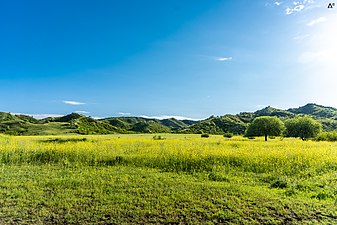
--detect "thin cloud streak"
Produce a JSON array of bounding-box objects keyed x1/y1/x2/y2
[
  {"x1": 216, "y1": 57, "x2": 233, "y2": 61},
  {"x1": 63, "y1": 100, "x2": 86, "y2": 105},
  {"x1": 307, "y1": 17, "x2": 326, "y2": 26},
  {"x1": 118, "y1": 112, "x2": 131, "y2": 116},
  {"x1": 139, "y1": 115, "x2": 202, "y2": 121},
  {"x1": 12, "y1": 113, "x2": 64, "y2": 119},
  {"x1": 74, "y1": 111, "x2": 90, "y2": 114}
]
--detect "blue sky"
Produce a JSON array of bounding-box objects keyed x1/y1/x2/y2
[{"x1": 0, "y1": 0, "x2": 336, "y2": 119}]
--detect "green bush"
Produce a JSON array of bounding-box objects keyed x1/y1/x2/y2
[
  {"x1": 223, "y1": 133, "x2": 234, "y2": 138},
  {"x1": 153, "y1": 135, "x2": 166, "y2": 140},
  {"x1": 314, "y1": 132, "x2": 337, "y2": 142},
  {"x1": 201, "y1": 133, "x2": 210, "y2": 138},
  {"x1": 39, "y1": 138, "x2": 87, "y2": 143}
]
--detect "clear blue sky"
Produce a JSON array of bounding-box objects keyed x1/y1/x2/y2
[{"x1": 0, "y1": 0, "x2": 336, "y2": 119}]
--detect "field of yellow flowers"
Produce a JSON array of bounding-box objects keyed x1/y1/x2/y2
[{"x1": 0, "y1": 134, "x2": 336, "y2": 224}]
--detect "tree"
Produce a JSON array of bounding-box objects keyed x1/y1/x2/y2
[
  {"x1": 245, "y1": 116, "x2": 285, "y2": 141},
  {"x1": 285, "y1": 116, "x2": 322, "y2": 140}
]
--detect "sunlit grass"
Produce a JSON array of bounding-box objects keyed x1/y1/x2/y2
[
  {"x1": 1, "y1": 134, "x2": 337, "y2": 223},
  {"x1": 1, "y1": 134, "x2": 337, "y2": 175}
]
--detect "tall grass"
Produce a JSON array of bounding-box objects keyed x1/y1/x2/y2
[{"x1": 0, "y1": 134, "x2": 336, "y2": 176}]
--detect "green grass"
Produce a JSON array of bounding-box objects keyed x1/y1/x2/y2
[
  {"x1": 1, "y1": 165, "x2": 336, "y2": 224},
  {"x1": 0, "y1": 134, "x2": 337, "y2": 224}
]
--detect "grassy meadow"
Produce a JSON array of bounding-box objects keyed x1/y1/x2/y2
[{"x1": 0, "y1": 134, "x2": 337, "y2": 224}]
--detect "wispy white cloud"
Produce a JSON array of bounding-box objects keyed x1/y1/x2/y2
[
  {"x1": 256, "y1": 104, "x2": 268, "y2": 108},
  {"x1": 63, "y1": 100, "x2": 86, "y2": 105},
  {"x1": 12, "y1": 113, "x2": 64, "y2": 119},
  {"x1": 74, "y1": 111, "x2": 90, "y2": 114},
  {"x1": 307, "y1": 17, "x2": 326, "y2": 26},
  {"x1": 265, "y1": 1, "x2": 282, "y2": 7},
  {"x1": 216, "y1": 57, "x2": 233, "y2": 61},
  {"x1": 195, "y1": 54, "x2": 233, "y2": 62},
  {"x1": 269, "y1": 0, "x2": 321, "y2": 17},
  {"x1": 118, "y1": 112, "x2": 131, "y2": 116},
  {"x1": 139, "y1": 115, "x2": 202, "y2": 121},
  {"x1": 303, "y1": 0, "x2": 315, "y2": 4},
  {"x1": 286, "y1": 4, "x2": 305, "y2": 14},
  {"x1": 283, "y1": 0, "x2": 317, "y2": 15}
]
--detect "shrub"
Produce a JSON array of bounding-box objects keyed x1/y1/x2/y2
[
  {"x1": 153, "y1": 135, "x2": 165, "y2": 140},
  {"x1": 314, "y1": 132, "x2": 337, "y2": 142},
  {"x1": 223, "y1": 133, "x2": 234, "y2": 138},
  {"x1": 201, "y1": 133, "x2": 210, "y2": 138},
  {"x1": 39, "y1": 138, "x2": 87, "y2": 143}
]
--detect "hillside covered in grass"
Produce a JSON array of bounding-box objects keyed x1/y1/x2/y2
[{"x1": 2, "y1": 103, "x2": 337, "y2": 135}]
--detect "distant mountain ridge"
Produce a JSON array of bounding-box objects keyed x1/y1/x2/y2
[
  {"x1": 288, "y1": 103, "x2": 337, "y2": 119},
  {"x1": 1, "y1": 103, "x2": 337, "y2": 135}
]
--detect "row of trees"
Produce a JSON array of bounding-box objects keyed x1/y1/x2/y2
[{"x1": 245, "y1": 116, "x2": 322, "y2": 141}]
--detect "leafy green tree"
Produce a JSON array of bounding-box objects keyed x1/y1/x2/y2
[
  {"x1": 245, "y1": 116, "x2": 285, "y2": 141},
  {"x1": 285, "y1": 116, "x2": 322, "y2": 140}
]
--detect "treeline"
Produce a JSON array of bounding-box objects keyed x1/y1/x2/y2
[{"x1": 245, "y1": 116, "x2": 321, "y2": 141}]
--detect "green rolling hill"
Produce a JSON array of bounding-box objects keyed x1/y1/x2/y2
[{"x1": 1, "y1": 103, "x2": 337, "y2": 135}]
